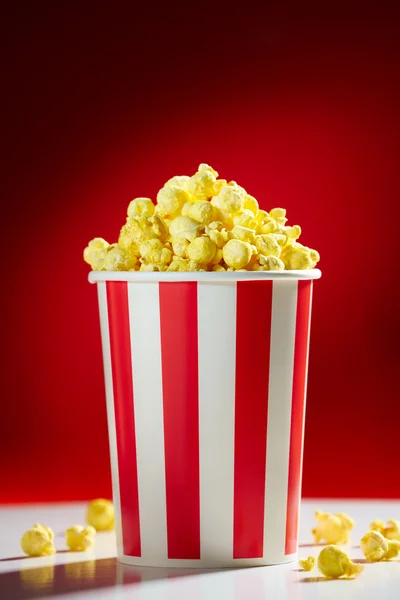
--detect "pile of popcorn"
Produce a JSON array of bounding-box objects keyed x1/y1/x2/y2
[
  {"x1": 20, "y1": 499, "x2": 114, "y2": 556},
  {"x1": 299, "y1": 511, "x2": 400, "y2": 580},
  {"x1": 84, "y1": 164, "x2": 320, "y2": 272}
]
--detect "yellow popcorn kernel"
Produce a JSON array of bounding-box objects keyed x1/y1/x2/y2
[
  {"x1": 83, "y1": 238, "x2": 110, "y2": 270},
  {"x1": 189, "y1": 163, "x2": 224, "y2": 201},
  {"x1": 208, "y1": 228, "x2": 228, "y2": 248},
  {"x1": 127, "y1": 197, "x2": 155, "y2": 218},
  {"x1": 187, "y1": 236, "x2": 217, "y2": 265},
  {"x1": 167, "y1": 258, "x2": 190, "y2": 272},
  {"x1": 169, "y1": 215, "x2": 203, "y2": 241},
  {"x1": 210, "y1": 248, "x2": 223, "y2": 265},
  {"x1": 222, "y1": 239, "x2": 253, "y2": 270},
  {"x1": 139, "y1": 263, "x2": 166, "y2": 272},
  {"x1": 233, "y1": 209, "x2": 258, "y2": 229},
  {"x1": 370, "y1": 519, "x2": 385, "y2": 533},
  {"x1": 65, "y1": 525, "x2": 96, "y2": 552},
  {"x1": 383, "y1": 519, "x2": 400, "y2": 541},
  {"x1": 243, "y1": 194, "x2": 259, "y2": 216},
  {"x1": 172, "y1": 237, "x2": 190, "y2": 258},
  {"x1": 188, "y1": 260, "x2": 204, "y2": 271},
  {"x1": 125, "y1": 214, "x2": 168, "y2": 244},
  {"x1": 212, "y1": 264, "x2": 226, "y2": 272},
  {"x1": 273, "y1": 233, "x2": 288, "y2": 247},
  {"x1": 230, "y1": 225, "x2": 256, "y2": 245},
  {"x1": 140, "y1": 239, "x2": 172, "y2": 266},
  {"x1": 255, "y1": 234, "x2": 281, "y2": 257},
  {"x1": 86, "y1": 499, "x2": 115, "y2": 531},
  {"x1": 309, "y1": 248, "x2": 320, "y2": 268},
  {"x1": 258, "y1": 220, "x2": 277, "y2": 235},
  {"x1": 384, "y1": 540, "x2": 400, "y2": 560},
  {"x1": 284, "y1": 225, "x2": 301, "y2": 240},
  {"x1": 317, "y1": 546, "x2": 363, "y2": 579},
  {"x1": 360, "y1": 531, "x2": 389, "y2": 562},
  {"x1": 211, "y1": 183, "x2": 245, "y2": 214},
  {"x1": 299, "y1": 556, "x2": 316, "y2": 571},
  {"x1": 182, "y1": 200, "x2": 217, "y2": 225},
  {"x1": 258, "y1": 255, "x2": 285, "y2": 271},
  {"x1": 165, "y1": 175, "x2": 191, "y2": 192},
  {"x1": 312, "y1": 510, "x2": 354, "y2": 545},
  {"x1": 21, "y1": 524, "x2": 55, "y2": 557},
  {"x1": 269, "y1": 207, "x2": 287, "y2": 226},
  {"x1": 103, "y1": 244, "x2": 138, "y2": 271},
  {"x1": 118, "y1": 223, "x2": 141, "y2": 257},
  {"x1": 280, "y1": 243, "x2": 313, "y2": 270},
  {"x1": 156, "y1": 185, "x2": 191, "y2": 219}
]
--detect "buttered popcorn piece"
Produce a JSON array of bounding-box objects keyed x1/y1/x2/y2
[
  {"x1": 83, "y1": 238, "x2": 110, "y2": 270},
  {"x1": 189, "y1": 163, "x2": 225, "y2": 201},
  {"x1": 84, "y1": 165, "x2": 320, "y2": 271},
  {"x1": 86, "y1": 499, "x2": 115, "y2": 531},
  {"x1": 371, "y1": 519, "x2": 400, "y2": 541},
  {"x1": 21, "y1": 524, "x2": 55, "y2": 557},
  {"x1": 312, "y1": 510, "x2": 354, "y2": 545},
  {"x1": 65, "y1": 525, "x2": 96, "y2": 552},
  {"x1": 156, "y1": 185, "x2": 191, "y2": 219},
  {"x1": 359, "y1": 530, "x2": 400, "y2": 562},
  {"x1": 317, "y1": 546, "x2": 363, "y2": 579},
  {"x1": 127, "y1": 197, "x2": 155, "y2": 218},
  {"x1": 299, "y1": 556, "x2": 316, "y2": 571},
  {"x1": 223, "y1": 239, "x2": 253, "y2": 269}
]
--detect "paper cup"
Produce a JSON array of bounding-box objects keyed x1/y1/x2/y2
[{"x1": 89, "y1": 269, "x2": 321, "y2": 567}]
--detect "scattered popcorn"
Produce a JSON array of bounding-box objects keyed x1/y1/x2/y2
[
  {"x1": 360, "y1": 530, "x2": 400, "y2": 562},
  {"x1": 84, "y1": 164, "x2": 320, "y2": 272},
  {"x1": 65, "y1": 525, "x2": 96, "y2": 552},
  {"x1": 86, "y1": 498, "x2": 115, "y2": 531},
  {"x1": 312, "y1": 510, "x2": 354, "y2": 545},
  {"x1": 317, "y1": 545, "x2": 363, "y2": 579},
  {"x1": 370, "y1": 519, "x2": 400, "y2": 541},
  {"x1": 299, "y1": 556, "x2": 316, "y2": 571},
  {"x1": 20, "y1": 524, "x2": 55, "y2": 557}
]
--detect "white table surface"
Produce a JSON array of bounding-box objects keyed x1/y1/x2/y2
[{"x1": 1, "y1": 500, "x2": 399, "y2": 599}]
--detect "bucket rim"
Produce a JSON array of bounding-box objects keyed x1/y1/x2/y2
[{"x1": 88, "y1": 269, "x2": 322, "y2": 284}]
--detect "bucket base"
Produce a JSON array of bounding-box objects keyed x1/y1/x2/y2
[{"x1": 116, "y1": 553, "x2": 298, "y2": 568}]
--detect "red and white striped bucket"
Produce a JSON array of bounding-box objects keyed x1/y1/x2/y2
[{"x1": 89, "y1": 269, "x2": 321, "y2": 567}]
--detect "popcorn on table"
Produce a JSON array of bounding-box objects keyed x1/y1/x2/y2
[{"x1": 84, "y1": 164, "x2": 320, "y2": 272}]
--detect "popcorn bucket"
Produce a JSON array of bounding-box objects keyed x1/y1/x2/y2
[{"x1": 89, "y1": 269, "x2": 321, "y2": 567}]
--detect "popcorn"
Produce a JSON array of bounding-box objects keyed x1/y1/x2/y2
[
  {"x1": 83, "y1": 238, "x2": 110, "y2": 270},
  {"x1": 370, "y1": 519, "x2": 400, "y2": 541},
  {"x1": 84, "y1": 165, "x2": 320, "y2": 272},
  {"x1": 222, "y1": 239, "x2": 253, "y2": 270},
  {"x1": 182, "y1": 200, "x2": 217, "y2": 225},
  {"x1": 317, "y1": 546, "x2": 363, "y2": 579},
  {"x1": 127, "y1": 197, "x2": 155, "y2": 218},
  {"x1": 156, "y1": 185, "x2": 191, "y2": 219},
  {"x1": 86, "y1": 498, "x2": 115, "y2": 531},
  {"x1": 211, "y1": 182, "x2": 245, "y2": 214},
  {"x1": 299, "y1": 556, "x2": 316, "y2": 571},
  {"x1": 312, "y1": 510, "x2": 354, "y2": 545},
  {"x1": 189, "y1": 164, "x2": 225, "y2": 201},
  {"x1": 65, "y1": 525, "x2": 96, "y2": 552},
  {"x1": 169, "y1": 215, "x2": 203, "y2": 241},
  {"x1": 140, "y1": 239, "x2": 172, "y2": 267},
  {"x1": 20, "y1": 524, "x2": 55, "y2": 557},
  {"x1": 255, "y1": 234, "x2": 281, "y2": 257},
  {"x1": 360, "y1": 530, "x2": 400, "y2": 561},
  {"x1": 187, "y1": 237, "x2": 217, "y2": 265}
]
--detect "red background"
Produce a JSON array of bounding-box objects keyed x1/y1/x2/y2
[{"x1": 2, "y1": 3, "x2": 399, "y2": 503}]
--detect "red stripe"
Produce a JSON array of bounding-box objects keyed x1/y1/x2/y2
[
  {"x1": 233, "y1": 281, "x2": 273, "y2": 558},
  {"x1": 159, "y1": 282, "x2": 200, "y2": 559},
  {"x1": 285, "y1": 280, "x2": 312, "y2": 554},
  {"x1": 106, "y1": 282, "x2": 141, "y2": 557}
]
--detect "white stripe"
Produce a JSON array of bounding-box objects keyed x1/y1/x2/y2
[
  {"x1": 97, "y1": 282, "x2": 123, "y2": 555},
  {"x1": 263, "y1": 280, "x2": 298, "y2": 561},
  {"x1": 128, "y1": 282, "x2": 168, "y2": 561},
  {"x1": 198, "y1": 282, "x2": 236, "y2": 564}
]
